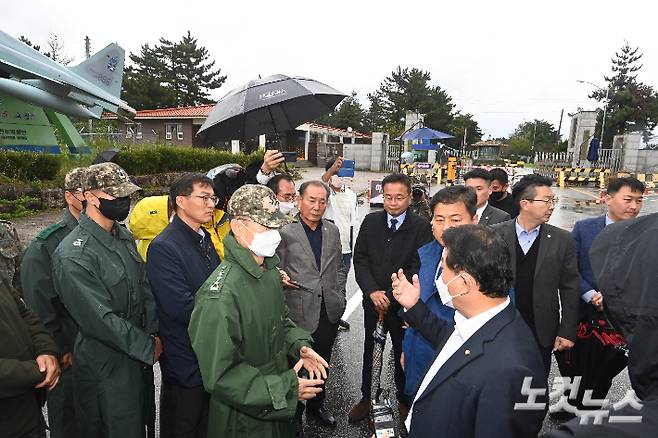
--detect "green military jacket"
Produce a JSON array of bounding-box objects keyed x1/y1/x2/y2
[
  {"x1": 0, "y1": 279, "x2": 59, "y2": 437},
  {"x1": 52, "y1": 213, "x2": 158, "y2": 438},
  {"x1": 0, "y1": 219, "x2": 22, "y2": 290},
  {"x1": 22, "y1": 209, "x2": 79, "y2": 354},
  {"x1": 189, "y1": 234, "x2": 313, "y2": 438}
]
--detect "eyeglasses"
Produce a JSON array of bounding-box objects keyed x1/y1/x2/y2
[
  {"x1": 526, "y1": 197, "x2": 559, "y2": 206},
  {"x1": 188, "y1": 194, "x2": 219, "y2": 205},
  {"x1": 383, "y1": 195, "x2": 410, "y2": 202},
  {"x1": 280, "y1": 193, "x2": 297, "y2": 202}
]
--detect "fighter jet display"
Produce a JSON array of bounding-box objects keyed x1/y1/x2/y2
[{"x1": 0, "y1": 30, "x2": 135, "y2": 120}]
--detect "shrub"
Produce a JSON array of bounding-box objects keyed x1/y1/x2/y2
[
  {"x1": 0, "y1": 151, "x2": 62, "y2": 180},
  {"x1": 114, "y1": 146, "x2": 264, "y2": 175}
]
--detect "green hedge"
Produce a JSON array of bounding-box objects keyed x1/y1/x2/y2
[
  {"x1": 114, "y1": 146, "x2": 264, "y2": 175},
  {"x1": 0, "y1": 151, "x2": 62, "y2": 180}
]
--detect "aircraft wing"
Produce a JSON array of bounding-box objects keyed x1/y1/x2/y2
[{"x1": 0, "y1": 30, "x2": 134, "y2": 119}]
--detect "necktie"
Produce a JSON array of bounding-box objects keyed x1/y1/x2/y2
[{"x1": 390, "y1": 218, "x2": 398, "y2": 232}]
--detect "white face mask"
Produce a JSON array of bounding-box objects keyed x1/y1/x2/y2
[
  {"x1": 279, "y1": 201, "x2": 296, "y2": 214},
  {"x1": 240, "y1": 222, "x2": 282, "y2": 257},
  {"x1": 435, "y1": 272, "x2": 468, "y2": 309}
]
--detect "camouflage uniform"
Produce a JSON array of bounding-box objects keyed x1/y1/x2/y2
[
  {"x1": 52, "y1": 163, "x2": 157, "y2": 438},
  {"x1": 0, "y1": 219, "x2": 22, "y2": 290},
  {"x1": 189, "y1": 185, "x2": 311, "y2": 438},
  {"x1": 21, "y1": 167, "x2": 86, "y2": 438}
]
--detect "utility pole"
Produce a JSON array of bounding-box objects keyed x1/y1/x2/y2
[
  {"x1": 556, "y1": 109, "x2": 564, "y2": 148},
  {"x1": 85, "y1": 36, "x2": 92, "y2": 139}
]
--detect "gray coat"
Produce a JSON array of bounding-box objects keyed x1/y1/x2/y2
[
  {"x1": 479, "y1": 203, "x2": 511, "y2": 226},
  {"x1": 492, "y1": 219, "x2": 580, "y2": 348},
  {"x1": 277, "y1": 219, "x2": 347, "y2": 333}
]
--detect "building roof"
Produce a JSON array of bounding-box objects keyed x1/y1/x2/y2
[
  {"x1": 104, "y1": 107, "x2": 371, "y2": 138},
  {"x1": 103, "y1": 104, "x2": 215, "y2": 120},
  {"x1": 472, "y1": 140, "x2": 506, "y2": 148}
]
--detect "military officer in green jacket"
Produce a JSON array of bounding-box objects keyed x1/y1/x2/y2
[
  {"x1": 189, "y1": 184, "x2": 328, "y2": 438},
  {"x1": 21, "y1": 167, "x2": 86, "y2": 438},
  {"x1": 52, "y1": 162, "x2": 161, "y2": 438}
]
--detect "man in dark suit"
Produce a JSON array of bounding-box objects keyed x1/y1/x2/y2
[
  {"x1": 349, "y1": 173, "x2": 433, "y2": 422},
  {"x1": 277, "y1": 181, "x2": 347, "y2": 430},
  {"x1": 492, "y1": 174, "x2": 580, "y2": 375},
  {"x1": 463, "y1": 168, "x2": 511, "y2": 225},
  {"x1": 391, "y1": 224, "x2": 546, "y2": 438},
  {"x1": 565, "y1": 176, "x2": 644, "y2": 407},
  {"x1": 489, "y1": 168, "x2": 519, "y2": 218}
]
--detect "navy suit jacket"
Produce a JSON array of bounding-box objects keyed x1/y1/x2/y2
[
  {"x1": 571, "y1": 215, "x2": 606, "y2": 297},
  {"x1": 402, "y1": 300, "x2": 546, "y2": 438}
]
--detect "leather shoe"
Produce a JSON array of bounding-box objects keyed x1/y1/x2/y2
[
  {"x1": 348, "y1": 399, "x2": 371, "y2": 423},
  {"x1": 338, "y1": 319, "x2": 350, "y2": 331},
  {"x1": 307, "y1": 405, "x2": 337, "y2": 427}
]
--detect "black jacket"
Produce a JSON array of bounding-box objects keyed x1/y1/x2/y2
[
  {"x1": 0, "y1": 279, "x2": 59, "y2": 438},
  {"x1": 402, "y1": 300, "x2": 546, "y2": 438},
  {"x1": 492, "y1": 220, "x2": 580, "y2": 348},
  {"x1": 354, "y1": 210, "x2": 432, "y2": 309},
  {"x1": 147, "y1": 215, "x2": 220, "y2": 388}
]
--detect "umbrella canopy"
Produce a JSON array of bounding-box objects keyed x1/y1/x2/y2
[
  {"x1": 197, "y1": 74, "x2": 347, "y2": 144},
  {"x1": 394, "y1": 127, "x2": 454, "y2": 141}
]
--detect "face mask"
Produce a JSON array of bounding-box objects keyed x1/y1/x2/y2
[
  {"x1": 490, "y1": 191, "x2": 505, "y2": 202},
  {"x1": 97, "y1": 196, "x2": 131, "y2": 222},
  {"x1": 435, "y1": 272, "x2": 468, "y2": 308},
  {"x1": 279, "y1": 201, "x2": 296, "y2": 214},
  {"x1": 240, "y1": 222, "x2": 281, "y2": 257}
]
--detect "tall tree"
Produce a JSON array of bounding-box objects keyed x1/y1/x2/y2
[
  {"x1": 509, "y1": 119, "x2": 559, "y2": 153},
  {"x1": 591, "y1": 43, "x2": 658, "y2": 147},
  {"x1": 45, "y1": 34, "x2": 73, "y2": 65},
  {"x1": 316, "y1": 91, "x2": 366, "y2": 130},
  {"x1": 363, "y1": 66, "x2": 482, "y2": 145},
  {"x1": 122, "y1": 31, "x2": 226, "y2": 109},
  {"x1": 122, "y1": 44, "x2": 177, "y2": 109}
]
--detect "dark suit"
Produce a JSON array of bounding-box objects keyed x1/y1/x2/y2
[
  {"x1": 492, "y1": 220, "x2": 580, "y2": 360},
  {"x1": 479, "y1": 203, "x2": 511, "y2": 226},
  {"x1": 572, "y1": 216, "x2": 606, "y2": 305},
  {"x1": 354, "y1": 210, "x2": 432, "y2": 402},
  {"x1": 402, "y1": 300, "x2": 546, "y2": 438}
]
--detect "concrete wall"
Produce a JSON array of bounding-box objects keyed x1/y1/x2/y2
[
  {"x1": 567, "y1": 111, "x2": 598, "y2": 165},
  {"x1": 341, "y1": 132, "x2": 389, "y2": 172},
  {"x1": 619, "y1": 133, "x2": 658, "y2": 173}
]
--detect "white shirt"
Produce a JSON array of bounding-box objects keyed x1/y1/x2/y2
[
  {"x1": 476, "y1": 202, "x2": 488, "y2": 224},
  {"x1": 324, "y1": 188, "x2": 358, "y2": 254},
  {"x1": 387, "y1": 211, "x2": 407, "y2": 231},
  {"x1": 405, "y1": 297, "x2": 511, "y2": 431}
]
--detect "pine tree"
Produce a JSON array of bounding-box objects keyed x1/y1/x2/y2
[
  {"x1": 122, "y1": 32, "x2": 226, "y2": 109},
  {"x1": 591, "y1": 43, "x2": 658, "y2": 146}
]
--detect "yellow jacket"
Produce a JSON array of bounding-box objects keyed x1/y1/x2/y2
[{"x1": 128, "y1": 195, "x2": 231, "y2": 261}]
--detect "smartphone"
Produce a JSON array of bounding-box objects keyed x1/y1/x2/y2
[
  {"x1": 282, "y1": 151, "x2": 297, "y2": 163},
  {"x1": 337, "y1": 159, "x2": 355, "y2": 178}
]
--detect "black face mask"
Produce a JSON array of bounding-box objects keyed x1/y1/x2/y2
[
  {"x1": 490, "y1": 191, "x2": 505, "y2": 202},
  {"x1": 97, "y1": 196, "x2": 131, "y2": 222}
]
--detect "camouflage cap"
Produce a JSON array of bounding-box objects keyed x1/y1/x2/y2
[
  {"x1": 228, "y1": 184, "x2": 293, "y2": 228},
  {"x1": 83, "y1": 162, "x2": 141, "y2": 198},
  {"x1": 63, "y1": 167, "x2": 87, "y2": 191}
]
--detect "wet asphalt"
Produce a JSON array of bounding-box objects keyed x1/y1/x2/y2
[{"x1": 25, "y1": 168, "x2": 658, "y2": 438}]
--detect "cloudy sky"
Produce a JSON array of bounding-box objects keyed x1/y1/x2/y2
[{"x1": 3, "y1": 0, "x2": 657, "y2": 138}]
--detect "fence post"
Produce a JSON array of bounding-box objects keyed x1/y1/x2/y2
[{"x1": 558, "y1": 170, "x2": 565, "y2": 188}]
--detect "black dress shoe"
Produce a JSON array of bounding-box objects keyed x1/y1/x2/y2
[
  {"x1": 307, "y1": 405, "x2": 337, "y2": 427},
  {"x1": 338, "y1": 319, "x2": 350, "y2": 331}
]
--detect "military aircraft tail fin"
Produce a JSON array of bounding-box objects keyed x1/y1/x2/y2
[{"x1": 69, "y1": 43, "x2": 125, "y2": 100}]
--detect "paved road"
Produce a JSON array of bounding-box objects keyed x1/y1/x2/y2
[{"x1": 15, "y1": 168, "x2": 657, "y2": 438}]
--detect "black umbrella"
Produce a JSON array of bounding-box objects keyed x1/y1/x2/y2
[
  {"x1": 92, "y1": 148, "x2": 120, "y2": 164},
  {"x1": 196, "y1": 74, "x2": 347, "y2": 144}
]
